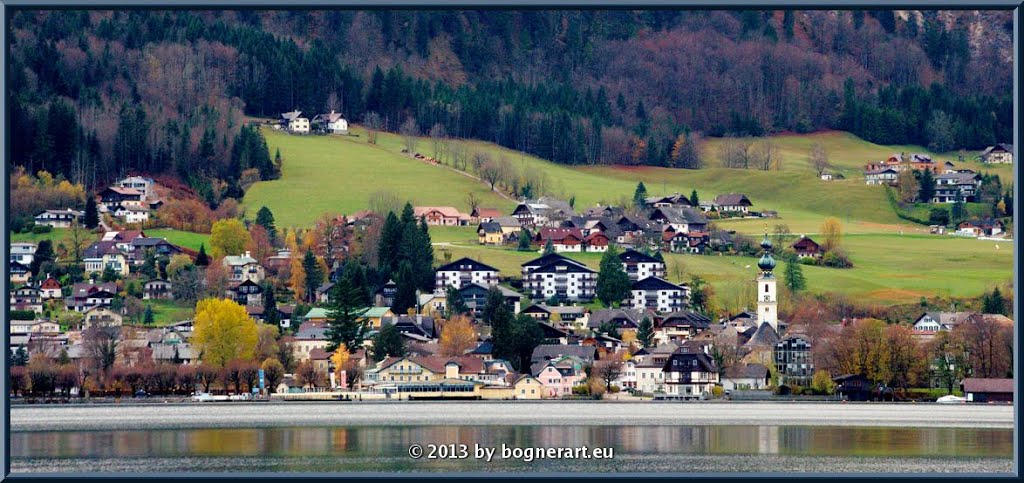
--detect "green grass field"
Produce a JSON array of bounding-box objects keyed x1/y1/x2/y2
[
  {"x1": 243, "y1": 129, "x2": 515, "y2": 227},
  {"x1": 145, "y1": 229, "x2": 210, "y2": 252},
  {"x1": 141, "y1": 299, "x2": 195, "y2": 326}
]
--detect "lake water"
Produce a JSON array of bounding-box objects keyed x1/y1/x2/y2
[{"x1": 11, "y1": 424, "x2": 1014, "y2": 474}]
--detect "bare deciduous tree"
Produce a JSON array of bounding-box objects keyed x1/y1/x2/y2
[
  {"x1": 399, "y1": 117, "x2": 419, "y2": 153},
  {"x1": 363, "y1": 112, "x2": 382, "y2": 144},
  {"x1": 754, "y1": 140, "x2": 780, "y2": 171},
  {"x1": 811, "y1": 142, "x2": 831, "y2": 177},
  {"x1": 718, "y1": 138, "x2": 754, "y2": 169}
]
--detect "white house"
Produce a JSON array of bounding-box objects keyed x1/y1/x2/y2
[
  {"x1": 10, "y1": 243, "x2": 37, "y2": 267},
  {"x1": 33, "y1": 209, "x2": 84, "y2": 228},
  {"x1": 619, "y1": 249, "x2": 665, "y2": 282},
  {"x1": 629, "y1": 277, "x2": 687, "y2": 313},
  {"x1": 313, "y1": 110, "x2": 349, "y2": 134},
  {"x1": 980, "y1": 144, "x2": 1013, "y2": 164},
  {"x1": 434, "y1": 257, "x2": 500, "y2": 291},
  {"x1": 281, "y1": 111, "x2": 310, "y2": 134},
  {"x1": 112, "y1": 204, "x2": 150, "y2": 224},
  {"x1": 117, "y1": 176, "x2": 155, "y2": 200},
  {"x1": 521, "y1": 254, "x2": 596, "y2": 302},
  {"x1": 223, "y1": 252, "x2": 266, "y2": 283},
  {"x1": 865, "y1": 168, "x2": 899, "y2": 185},
  {"x1": 721, "y1": 363, "x2": 770, "y2": 391}
]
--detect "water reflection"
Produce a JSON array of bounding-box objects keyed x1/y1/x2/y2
[{"x1": 12, "y1": 425, "x2": 1012, "y2": 463}]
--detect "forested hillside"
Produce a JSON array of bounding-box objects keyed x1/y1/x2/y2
[{"x1": 9, "y1": 9, "x2": 1013, "y2": 198}]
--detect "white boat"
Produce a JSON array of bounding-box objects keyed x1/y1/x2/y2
[{"x1": 936, "y1": 395, "x2": 967, "y2": 404}]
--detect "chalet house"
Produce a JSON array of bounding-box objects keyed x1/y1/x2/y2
[
  {"x1": 644, "y1": 193, "x2": 692, "y2": 208},
  {"x1": 654, "y1": 311, "x2": 711, "y2": 344},
  {"x1": 534, "y1": 227, "x2": 584, "y2": 252},
  {"x1": 956, "y1": 219, "x2": 1004, "y2": 237},
  {"x1": 435, "y1": 257, "x2": 500, "y2": 291},
  {"x1": 979, "y1": 144, "x2": 1013, "y2": 164},
  {"x1": 143, "y1": 279, "x2": 174, "y2": 300},
  {"x1": 709, "y1": 194, "x2": 753, "y2": 213},
  {"x1": 291, "y1": 321, "x2": 330, "y2": 362},
  {"x1": 10, "y1": 286, "x2": 43, "y2": 314},
  {"x1": 83, "y1": 241, "x2": 129, "y2": 276},
  {"x1": 722, "y1": 364, "x2": 770, "y2": 391},
  {"x1": 933, "y1": 172, "x2": 981, "y2": 203},
  {"x1": 521, "y1": 254, "x2": 596, "y2": 302},
  {"x1": 418, "y1": 292, "x2": 447, "y2": 316},
  {"x1": 9, "y1": 319, "x2": 61, "y2": 336},
  {"x1": 532, "y1": 361, "x2": 586, "y2": 398},
  {"x1": 315, "y1": 282, "x2": 334, "y2": 304},
  {"x1": 588, "y1": 307, "x2": 654, "y2": 332},
  {"x1": 774, "y1": 335, "x2": 814, "y2": 386},
  {"x1": 477, "y1": 222, "x2": 504, "y2": 245},
  {"x1": 111, "y1": 204, "x2": 150, "y2": 224},
  {"x1": 375, "y1": 280, "x2": 398, "y2": 308},
  {"x1": 128, "y1": 237, "x2": 184, "y2": 264},
  {"x1": 624, "y1": 343, "x2": 679, "y2": 394},
  {"x1": 470, "y1": 207, "x2": 503, "y2": 223},
  {"x1": 414, "y1": 206, "x2": 471, "y2": 226},
  {"x1": 661, "y1": 350, "x2": 718, "y2": 399},
  {"x1": 375, "y1": 355, "x2": 491, "y2": 384},
  {"x1": 512, "y1": 197, "x2": 576, "y2": 227},
  {"x1": 459, "y1": 283, "x2": 520, "y2": 318},
  {"x1": 265, "y1": 248, "x2": 293, "y2": 272},
  {"x1": 98, "y1": 186, "x2": 145, "y2": 211},
  {"x1": 865, "y1": 153, "x2": 940, "y2": 174},
  {"x1": 39, "y1": 275, "x2": 62, "y2": 299},
  {"x1": 912, "y1": 312, "x2": 980, "y2": 335},
  {"x1": 67, "y1": 282, "x2": 117, "y2": 312},
  {"x1": 10, "y1": 242, "x2": 37, "y2": 267},
  {"x1": 116, "y1": 176, "x2": 155, "y2": 199},
  {"x1": 379, "y1": 315, "x2": 438, "y2": 341},
  {"x1": 648, "y1": 206, "x2": 707, "y2": 233},
  {"x1": 582, "y1": 232, "x2": 610, "y2": 252},
  {"x1": 583, "y1": 206, "x2": 625, "y2": 219},
  {"x1": 520, "y1": 304, "x2": 588, "y2": 330},
  {"x1": 312, "y1": 110, "x2": 349, "y2": 134},
  {"x1": 619, "y1": 249, "x2": 665, "y2": 281},
  {"x1": 864, "y1": 168, "x2": 899, "y2": 185},
  {"x1": 9, "y1": 262, "x2": 31, "y2": 285},
  {"x1": 833, "y1": 374, "x2": 873, "y2": 401},
  {"x1": 280, "y1": 110, "x2": 309, "y2": 133},
  {"x1": 513, "y1": 375, "x2": 545, "y2": 399},
  {"x1": 83, "y1": 306, "x2": 123, "y2": 328},
  {"x1": 666, "y1": 229, "x2": 709, "y2": 254},
  {"x1": 789, "y1": 236, "x2": 823, "y2": 259},
  {"x1": 961, "y1": 378, "x2": 1014, "y2": 403},
  {"x1": 227, "y1": 279, "x2": 263, "y2": 306},
  {"x1": 34, "y1": 209, "x2": 83, "y2": 228},
  {"x1": 223, "y1": 252, "x2": 265, "y2": 283},
  {"x1": 629, "y1": 277, "x2": 688, "y2": 313}
]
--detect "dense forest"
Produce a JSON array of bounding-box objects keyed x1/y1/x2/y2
[{"x1": 9, "y1": 10, "x2": 1013, "y2": 196}]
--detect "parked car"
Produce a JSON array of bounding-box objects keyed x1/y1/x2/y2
[
  {"x1": 191, "y1": 392, "x2": 215, "y2": 402},
  {"x1": 936, "y1": 395, "x2": 967, "y2": 404},
  {"x1": 134, "y1": 390, "x2": 149, "y2": 398}
]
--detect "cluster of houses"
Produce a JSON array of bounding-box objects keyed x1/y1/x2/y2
[
  {"x1": 276, "y1": 110, "x2": 350, "y2": 135},
  {"x1": 471, "y1": 193, "x2": 760, "y2": 255},
  {"x1": 863, "y1": 150, "x2": 1010, "y2": 206}
]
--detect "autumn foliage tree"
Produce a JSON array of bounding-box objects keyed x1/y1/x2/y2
[
  {"x1": 439, "y1": 315, "x2": 478, "y2": 356},
  {"x1": 192, "y1": 298, "x2": 259, "y2": 368},
  {"x1": 209, "y1": 218, "x2": 252, "y2": 258}
]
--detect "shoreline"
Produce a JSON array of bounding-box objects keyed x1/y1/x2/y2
[{"x1": 11, "y1": 401, "x2": 1014, "y2": 432}]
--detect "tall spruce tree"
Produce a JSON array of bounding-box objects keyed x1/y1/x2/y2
[
  {"x1": 391, "y1": 262, "x2": 418, "y2": 315},
  {"x1": 84, "y1": 196, "x2": 99, "y2": 229},
  {"x1": 597, "y1": 246, "x2": 631, "y2": 307},
  {"x1": 372, "y1": 322, "x2": 406, "y2": 362},
  {"x1": 195, "y1": 244, "x2": 210, "y2": 266},
  {"x1": 377, "y1": 211, "x2": 403, "y2": 275},
  {"x1": 263, "y1": 282, "x2": 280, "y2": 326},
  {"x1": 324, "y1": 277, "x2": 369, "y2": 352},
  {"x1": 255, "y1": 206, "x2": 277, "y2": 244},
  {"x1": 517, "y1": 228, "x2": 532, "y2": 251},
  {"x1": 481, "y1": 286, "x2": 508, "y2": 325},
  {"x1": 918, "y1": 169, "x2": 936, "y2": 203},
  {"x1": 445, "y1": 285, "x2": 469, "y2": 318},
  {"x1": 783, "y1": 260, "x2": 807, "y2": 293},
  {"x1": 302, "y1": 248, "x2": 323, "y2": 303},
  {"x1": 689, "y1": 189, "x2": 700, "y2": 206},
  {"x1": 633, "y1": 182, "x2": 648, "y2": 208},
  {"x1": 636, "y1": 316, "x2": 655, "y2": 348}
]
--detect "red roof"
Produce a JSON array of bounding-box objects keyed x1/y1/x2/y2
[
  {"x1": 962, "y1": 378, "x2": 1014, "y2": 394},
  {"x1": 583, "y1": 232, "x2": 609, "y2": 245}
]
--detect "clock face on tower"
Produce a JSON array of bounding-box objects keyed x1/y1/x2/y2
[{"x1": 764, "y1": 295, "x2": 771, "y2": 302}]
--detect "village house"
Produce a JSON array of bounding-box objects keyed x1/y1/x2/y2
[
  {"x1": 979, "y1": 144, "x2": 1013, "y2": 164},
  {"x1": 654, "y1": 311, "x2": 712, "y2": 344},
  {"x1": 311, "y1": 110, "x2": 349, "y2": 134},
  {"x1": 459, "y1": 283, "x2": 521, "y2": 318},
  {"x1": 961, "y1": 378, "x2": 1014, "y2": 403},
  {"x1": 290, "y1": 321, "x2": 330, "y2": 362},
  {"x1": 629, "y1": 277, "x2": 688, "y2": 313},
  {"x1": 10, "y1": 286, "x2": 43, "y2": 314},
  {"x1": 521, "y1": 253, "x2": 597, "y2": 302},
  {"x1": 9, "y1": 262, "x2": 31, "y2": 285},
  {"x1": 864, "y1": 167, "x2": 899, "y2": 185},
  {"x1": 476, "y1": 222, "x2": 504, "y2": 245},
  {"x1": 532, "y1": 360, "x2": 586, "y2": 398},
  {"x1": 581, "y1": 231, "x2": 610, "y2": 252},
  {"x1": 380, "y1": 315, "x2": 439, "y2": 342},
  {"x1": 865, "y1": 153, "x2": 940, "y2": 174},
  {"x1": 932, "y1": 171, "x2": 982, "y2": 203},
  {"x1": 619, "y1": 249, "x2": 665, "y2": 281},
  {"x1": 774, "y1": 335, "x2": 814, "y2": 386},
  {"x1": 83, "y1": 241, "x2": 130, "y2": 276},
  {"x1": 98, "y1": 186, "x2": 145, "y2": 211},
  {"x1": 418, "y1": 292, "x2": 447, "y2": 316},
  {"x1": 470, "y1": 207, "x2": 503, "y2": 223},
  {"x1": 265, "y1": 248, "x2": 293, "y2": 273},
  {"x1": 373, "y1": 355, "x2": 492, "y2": 385},
  {"x1": 66, "y1": 282, "x2": 117, "y2": 312},
  {"x1": 912, "y1": 312, "x2": 980, "y2": 336},
  {"x1": 33, "y1": 209, "x2": 84, "y2": 228},
  {"x1": 588, "y1": 307, "x2": 654, "y2": 334},
  {"x1": 956, "y1": 219, "x2": 1004, "y2": 237},
  {"x1": 414, "y1": 206, "x2": 471, "y2": 226},
  {"x1": 628, "y1": 342, "x2": 680, "y2": 394},
  {"x1": 39, "y1": 275, "x2": 62, "y2": 299},
  {"x1": 661, "y1": 349, "x2": 719, "y2": 399},
  {"x1": 10, "y1": 242, "x2": 37, "y2": 267},
  {"x1": 648, "y1": 206, "x2": 708, "y2": 233},
  {"x1": 127, "y1": 237, "x2": 186, "y2": 265},
  {"x1": 644, "y1": 193, "x2": 692, "y2": 209},
  {"x1": 708, "y1": 194, "x2": 754, "y2": 213},
  {"x1": 143, "y1": 279, "x2": 173, "y2": 300},
  {"x1": 435, "y1": 257, "x2": 500, "y2": 291},
  {"x1": 9, "y1": 319, "x2": 61, "y2": 336},
  {"x1": 373, "y1": 280, "x2": 398, "y2": 308},
  {"x1": 223, "y1": 252, "x2": 265, "y2": 283},
  {"x1": 227, "y1": 279, "x2": 263, "y2": 306},
  {"x1": 116, "y1": 176, "x2": 155, "y2": 199},
  {"x1": 280, "y1": 110, "x2": 310, "y2": 133},
  {"x1": 721, "y1": 363, "x2": 770, "y2": 391},
  {"x1": 521, "y1": 304, "x2": 588, "y2": 330},
  {"x1": 511, "y1": 197, "x2": 576, "y2": 227},
  {"x1": 789, "y1": 236, "x2": 823, "y2": 259},
  {"x1": 111, "y1": 204, "x2": 150, "y2": 224},
  {"x1": 83, "y1": 306, "x2": 123, "y2": 328},
  {"x1": 512, "y1": 374, "x2": 545, "y2": 399},
  {"x1": 534, "y1": 227, "x2": 584, "y2": 252}
]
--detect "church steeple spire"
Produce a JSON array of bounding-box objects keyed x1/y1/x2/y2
[{"x1": 756, "y1": 230, "x2": 779, "y2": 332}]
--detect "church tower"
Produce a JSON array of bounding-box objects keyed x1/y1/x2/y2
[{"x1": 756, "y1": 233, "x2": 778, "y2": 332}]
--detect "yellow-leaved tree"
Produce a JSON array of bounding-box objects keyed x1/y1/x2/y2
[
  {"x1": 330, "y1": 345, "x2": 350, "y2": 386},
  {"x1": 209, "y1": 218, "x2": 252, "y2": 258},
  {"x1": 192, "y1": 298, "x2": 258, "y2": 368},
  {"x1": 439, "y1": 314, "x2": 478, "y2": 356}
]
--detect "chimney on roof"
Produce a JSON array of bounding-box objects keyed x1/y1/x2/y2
[{"x1": 245, "y1": 251, "x2": 251, "y2": 258}]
